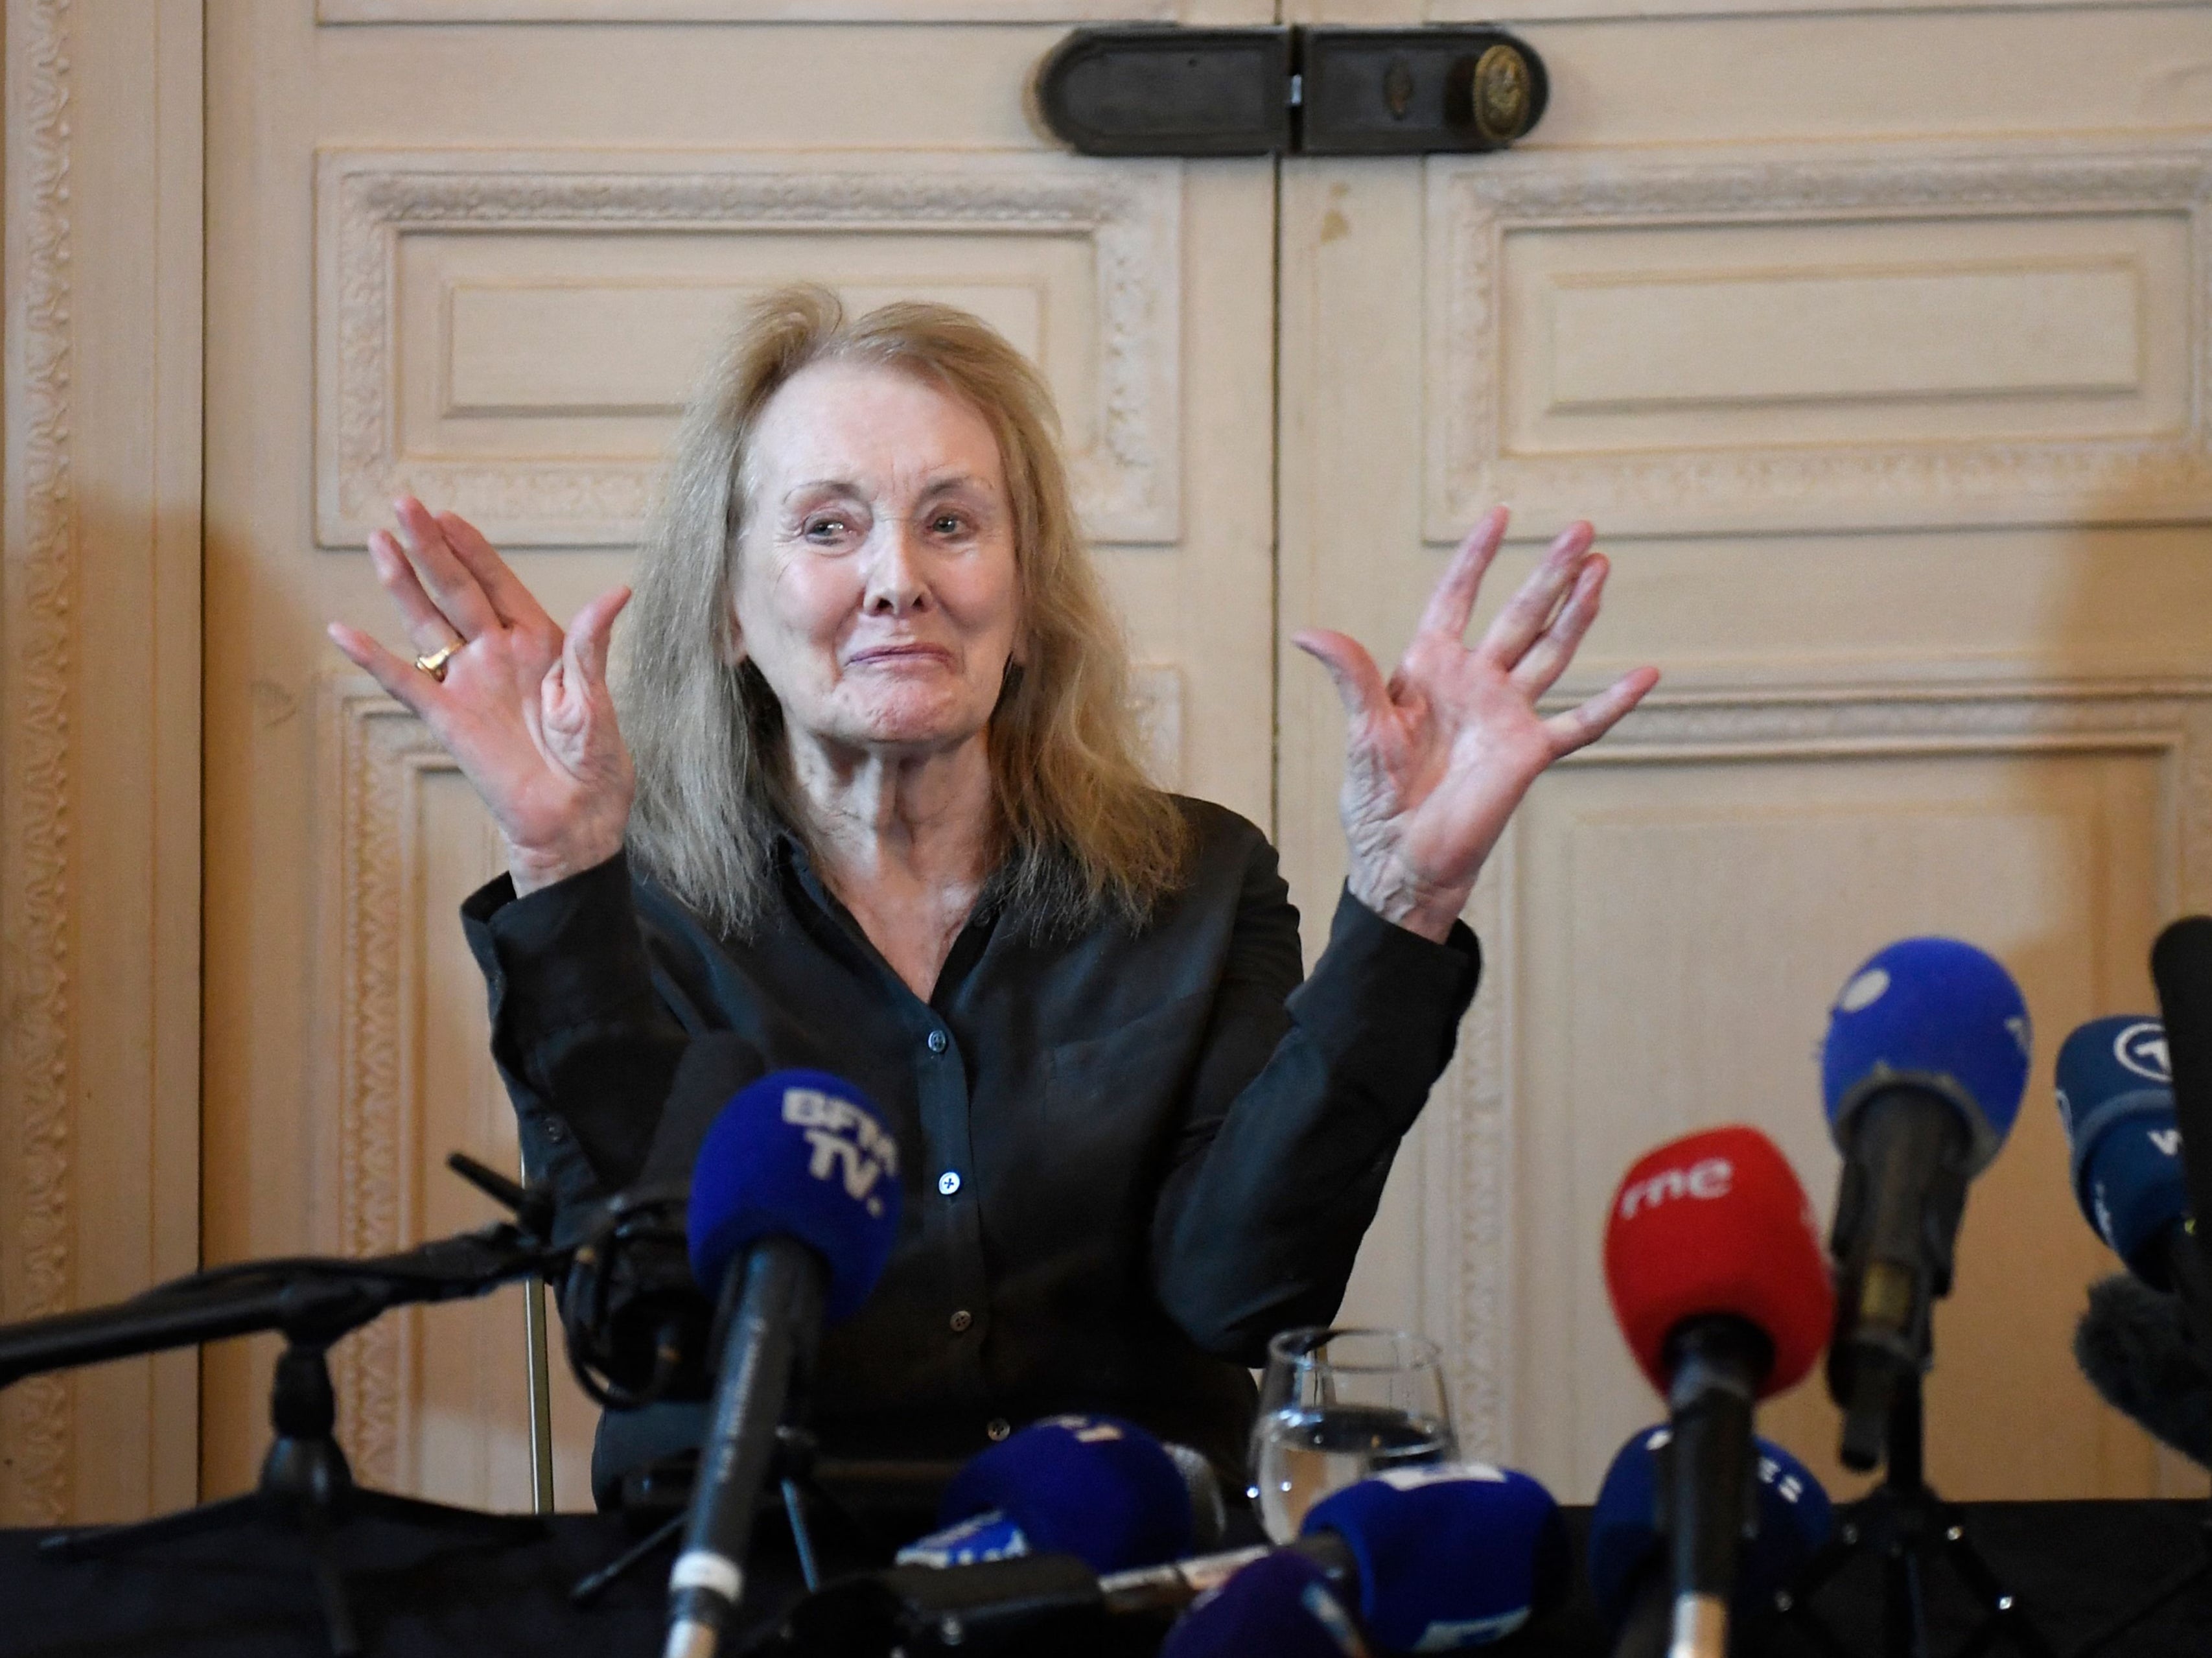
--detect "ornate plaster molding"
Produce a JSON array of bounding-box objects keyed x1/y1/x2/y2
[
  {"x1": 323, "y1": 684, "x2": 460, "y2": 1485},
  {"x1": 316, "y1": 149, "x2": 1183, "y2": 548},
  {"x1": 1, "y1": 0, "x2": 76, "y2": 1526},
  {"x1": 1432, "y1": 680, "x2": 2212, "y2": 1456},
  {"x1": 1426, "y1": 143, "x2": 2212, "y2": 541},
  {"x1": 320, "y1": 0, "x2": 1176, "y2": 19}
]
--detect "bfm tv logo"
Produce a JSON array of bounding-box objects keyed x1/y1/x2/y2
[{"x1": 782, "y1": 1086, "x2": 900, "y2": 1217}]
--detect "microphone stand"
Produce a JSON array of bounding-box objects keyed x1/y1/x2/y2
[
  {"x1": 7, "y1": 1155, "x2": 565, "y2": 1658},
  {"x1": 1786, "y1": 1375, "x2": 2056, "y2": 1658}
]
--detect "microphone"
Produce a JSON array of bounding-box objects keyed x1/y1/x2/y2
[
  {"x1": 2055, "y1": 1016, "x2": 2191, "y2": 1290},
  {"x1": 790, "y1": 1463, "x2": 1566, "y2": 1653},
  {"x1": 1603, "y1": 1125, "x2": 1832, "y2": 1658},
  {"x1": 2075, "y1": 1273, "x2": 2212, "y2": 1468},
  {"x1": 1095, "y1": 1464, "x2": 1567, "y2": 1645},
  {"x1": 1157, "y1": 1548, "x2": 1371, "y2": 1658},
  {"x1": 664, "y1": 1069, "x2": 902, "y2": 1658},
  {"x1": 2152, "y1": 919, "x2": 2212, "y2": 1251},
  {"x1": 1294, "y1": 1464, "x2": 1570, "y2": 1650},
  {"x1": 1821, "y1": 937, "x2": 2030, "y2": 1469},
  {"x1": 2056, "y1": 1013, "x2": 2212, "y2": 1466},
  {"x1": 897, "y1": 1414, "x2": 1226, "y2": 1572},
  {"x1": 1587, "y1": 1425, "x2": 1834, "y2": 1658}
]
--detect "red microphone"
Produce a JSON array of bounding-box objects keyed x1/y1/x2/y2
[{"x1": 1602, "y1": 1125, "x2": 1832, "y2": 1658}]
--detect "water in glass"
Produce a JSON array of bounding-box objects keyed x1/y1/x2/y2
[{"x1": 1250, "y1": 1327, "x2": 1456, "y2": 1543}]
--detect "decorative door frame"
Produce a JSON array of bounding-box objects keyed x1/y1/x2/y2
[{"x1": 1, "y1": 0, "x2": 204, "y2": 1523}]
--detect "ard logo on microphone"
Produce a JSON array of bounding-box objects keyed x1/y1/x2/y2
[
  {"x1": 782, "y1": 1086, "x2": 900, "y2": 1214},
  {"x1": 1617, "y1": 1156, "x2": 1732, "y2": 1219},
  {"x1": 2114, "y1": 1020, "x2": 2171, "y2": 1083}
]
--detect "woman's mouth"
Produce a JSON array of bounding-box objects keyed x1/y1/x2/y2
[{"x1": 846, "y1": 643, "x2": 955, "y2": 670}]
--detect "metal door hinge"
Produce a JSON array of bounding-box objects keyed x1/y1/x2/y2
[{"x1": 1037, "y1": 25, "x2": 1546, "y2": 158}]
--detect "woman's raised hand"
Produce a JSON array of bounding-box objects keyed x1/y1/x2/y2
[
  {"x1": 327, "y1": 497, "x2": 637, "y2": 896},
  {"x1": 1294, "y1": 507, "x2": 1659, "y2": 942}
]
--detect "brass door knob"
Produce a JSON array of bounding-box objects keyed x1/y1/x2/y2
[{"x1": 1469, "y1": 41, "x2": 1538, "y2": 145}]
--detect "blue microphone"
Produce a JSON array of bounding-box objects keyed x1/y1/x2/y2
[
  {"x1": 2058, "y1": 1014, "x2": 2212, "y2": 1467},
  {"x1": 1588, "y1": 1425, "x2": 1833, "y2": 1657},
  {"x1": 1821, "y1": 937, "x2": 2031, "y2": 1469},
  {"x1": 666, "y1": 1070, "x2": 902, "y2": 1658},
  {"x1": 898, "y1": 1414, "x2": 1220, "y2": 1573},
  {"x1": 1091, "y1": 1464, "x2": 1568, "y2": 1650},
  {"x1": 1300, "y1": 1464, "x2": 1570, "y2": 1650},
  {"x1": 1158, "y1": 1550, "x2": 1372, "y2": 1658},
  {"x1": 2056, "y1": 1016, "x2": 2188, "y2": 1288}
]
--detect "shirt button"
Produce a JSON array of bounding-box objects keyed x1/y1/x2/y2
[
  {"x1": 937, "y1": 1171, "x2": 962, "y2": 1197},
  {"x1": 927, "y1": 1028, "x2": 949, "y2": 1055},
  {"x1": 949, "y1": 1309, "x2": 973, "y2": 1334},
  {"x1": 986, "y1": 1418, "x2": 1010, "y2": 1442}
]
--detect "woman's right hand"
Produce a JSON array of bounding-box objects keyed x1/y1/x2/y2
[{"x1": 327, "y1": 496, "x2": 636, "y2": 896}]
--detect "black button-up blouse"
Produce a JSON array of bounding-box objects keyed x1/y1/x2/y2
[{"x1": 460, "y1": 796, "x2": 1480, "y2": 1482}]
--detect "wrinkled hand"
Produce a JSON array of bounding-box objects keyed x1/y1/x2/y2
[
  {"x1": 1295, "y1": 508, "x2": 1659, "y2": 942},
  {"x1": 327, "y1": 496, "x2": 636, "y2": 896}
]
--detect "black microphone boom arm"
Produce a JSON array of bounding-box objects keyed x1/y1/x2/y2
[{"x1": 0, "y1": 1208, "x2": 564, "y2": 1389}]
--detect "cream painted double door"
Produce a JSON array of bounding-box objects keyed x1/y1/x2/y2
[{"x1": 204, "y1": 0, "x2": 2212, "y2": 1509}]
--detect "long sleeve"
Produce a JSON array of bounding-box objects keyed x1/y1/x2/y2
[
  {"x1": 1150, "y1": 837, "x2": 1481, "y2": 1364},
  {"x1": 461, "y1": 848, "x2": 693, "y2": 1222}
]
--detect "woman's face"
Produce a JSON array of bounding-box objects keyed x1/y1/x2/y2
[{"x1": 732, "y1": 358, "x2": 1022, "y2": 765}]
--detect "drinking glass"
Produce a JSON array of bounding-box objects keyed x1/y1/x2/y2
[{"x1": 1249, "y1": 1326, "x2": 1456, "y2": 1543}]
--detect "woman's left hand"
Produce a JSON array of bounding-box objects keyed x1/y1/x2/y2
[{"x1": 1294, "y1": 507, "x2": 1659, "y2": 942}]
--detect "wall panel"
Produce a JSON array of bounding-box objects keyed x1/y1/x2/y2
[
  {"x1": 316, "y1": 149, "x2": 1183, "y2": 549},
  {"x1": 1424, "y1": 143, "x2": 2212, "y2": 543},
  {"x1": 1413, "y1": 683, "x2": 2212, "y2": 1500}
]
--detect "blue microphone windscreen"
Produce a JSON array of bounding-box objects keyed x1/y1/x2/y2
[
  {"x1": 1301, "y1": 1464, "x2": 1569, "y2": 1651},
  {"x1": 937, "y1": 1414, "x2": 1193, "y2": 1573},
  {"x1": 2058, "y1": 1016, "x2": 2188, "y2": 1285},
  {"x1": 685, "y1": 1068, "x2": 902, "y2": 1324},
  {"x1": 1822, "y1": 937, "x2": 2031, "y2": 1172},
  {"x1": 1159, "y1": 1551, "x2": 1371, "y2": 1658},
  {"x1": 1587, "y1": 1428, "x2": 1665, "y2": 1626},
  {"x1": 1746, "y1": 1439, "x2": 1834, "y2": 1605},
  {"x1": 1587, "y1": 1427, "x2": 1833, "y2": 1630}
]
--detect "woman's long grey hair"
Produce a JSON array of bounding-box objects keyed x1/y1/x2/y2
[{"x1": 618, "y1": 285, "x2": 1190, "y2": 939}]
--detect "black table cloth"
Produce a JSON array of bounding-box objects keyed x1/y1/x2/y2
[{"x1": 1, "y1": 1498, "x2": 2207, "y2": 1656}]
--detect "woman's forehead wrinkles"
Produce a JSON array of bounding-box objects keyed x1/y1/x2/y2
[{"x1": 774, "y1": 467, "x2": 999, "y2": 509}]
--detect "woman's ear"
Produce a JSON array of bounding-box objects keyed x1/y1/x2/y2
[{"x1": 718, "y1": 605, "x2": 748, "y2": 669}]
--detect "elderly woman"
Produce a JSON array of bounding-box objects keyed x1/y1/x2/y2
[{"x1": 328, "y1": 288, "x2": 1655, "y2": 1497}]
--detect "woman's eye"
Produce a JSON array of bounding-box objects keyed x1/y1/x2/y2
[
  {"x1": 804, "y1": 517, "x2": 850, "y2": 541},
  {"x1": 931, "y1": 514, "x2": 967, "y2": 536}
]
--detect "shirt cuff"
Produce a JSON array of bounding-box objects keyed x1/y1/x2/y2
[
  {"x1": 460, "y1": 847, "x2": 660, "y2": 1046},
  {"x1": 1286, "y1": 885, "x2": 1482, "y2": 1096}
]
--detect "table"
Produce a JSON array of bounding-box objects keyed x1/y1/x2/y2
[{"x1": 1, "y1": 1498, "x2": 2206, "y2": 1655}]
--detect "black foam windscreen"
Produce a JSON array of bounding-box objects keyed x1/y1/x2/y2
[{"x1": 2075, "y1": 1272, "x2": 2212, "y2": 1468}]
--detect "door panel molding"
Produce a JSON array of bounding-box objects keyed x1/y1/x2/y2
[
  {"x1": 1, "y1": 0, "x2": 81, "y2": 1524},
  {"x1": 315, "y1": 148, "x2": 1184, "y2": 550},
  {"x1": 319, "y1": 0, "x2": 1187, "y2": 21},
  {"x1": 1425, "y1": 142, "x2": 2212, "y2": 542},
  {"x1": 1430, "y1": 0, "x2": 2182, "y2": 20},
  {"x1": 1426, "y1": 680, "x2": 2212, "y2": 1480},
  {"x1": 1, "y1": 0, "x2": 204, "y2": 1524}
]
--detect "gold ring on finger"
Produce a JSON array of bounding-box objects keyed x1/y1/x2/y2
[{"x1": 413, "y1": 641, "x2": 461, "y2": 683}]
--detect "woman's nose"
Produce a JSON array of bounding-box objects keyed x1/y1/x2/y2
[{"x1": 862, "y1": 524, "x2": 931, "y2": 615}]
